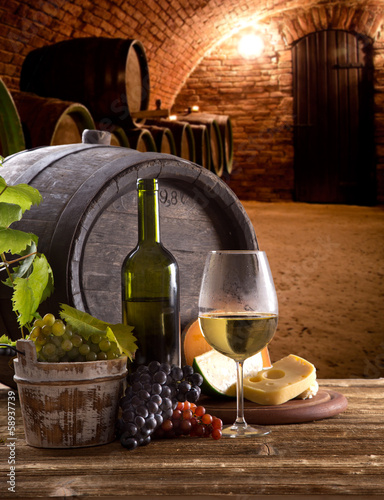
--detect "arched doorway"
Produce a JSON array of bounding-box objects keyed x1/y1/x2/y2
[{"x1": 292, "y1": 30, "x2": 375, "y2": 205}]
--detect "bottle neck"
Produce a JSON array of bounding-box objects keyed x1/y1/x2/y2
[{"x1": 137, "y1": 180, "x2": 160, "y2": 244}]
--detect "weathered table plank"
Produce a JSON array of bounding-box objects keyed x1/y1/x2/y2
[{"x1": 0, "y1": 380, "x2": 383, "y2": 498}]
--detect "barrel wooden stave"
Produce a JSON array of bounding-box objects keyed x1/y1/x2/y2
[
  {"x1": 20, "y1": 37, "x2": 150, "y2": 128},
  {"x1": 2, "y1": 147, "x2": 257, "y2": 338}
]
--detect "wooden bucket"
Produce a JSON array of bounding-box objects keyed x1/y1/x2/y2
[
  {"x1": 13, "y1": 340, "x2": 127, "y2": 448},
  {"x1": 189, "y1": 124, "x2": 211, "y2": 170},
  {"x1": 0, "y1": 78, "x2": 25, "y2": 156},
  {"x1": 143, "y1": 125, "x2": 176, "y2": 155},
  {"x1": 146, "y1": 119, "x2": 195, "y2": 162},
  {"x1": 180, "y1": 114, "x2": 224, "y2": 176},
  {"x1": 20, "y1": 38, "x2": 150, "y2": 128},
  {"x1": 1, "y1": 140, "x2": 258, "y2": 339},
  {"x1": 13, "y1": 91, "x2": 95, "y2": 148}
]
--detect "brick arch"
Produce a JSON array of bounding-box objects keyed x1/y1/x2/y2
[{"x1": 278, "y1": 4, "x2": 384, "y2": 45}]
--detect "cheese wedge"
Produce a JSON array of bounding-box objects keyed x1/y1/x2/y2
[{"x1": 243, "y1": 354, "x2": 317, "y2": 405}]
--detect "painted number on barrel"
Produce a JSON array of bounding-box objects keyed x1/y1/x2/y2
[{"x1": 159, "y1": 189, "x2": 187, "y2": 207}]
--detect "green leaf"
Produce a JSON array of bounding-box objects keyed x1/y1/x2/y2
[
  {"x1": 0, "y1": 177, "x2": 42, "y2": 213},
  {"x1": 59, "y1": 304, "x2": 137, "y2": 360},
  {"x1": 0, "y1": 202, "x2": 23, "y2": 228},
  {"x1": 4, "y1": 242, "x2": 38, "y2": 283},
  {"x1": 0, "y1": 228, "x2": 38, "y2": 254},
  {"x1": 0, "y1": 334, "x2": 17, "y2": 348},
  {"x1": 11, "y1": 254, "x2": 52, "y2": 328}
]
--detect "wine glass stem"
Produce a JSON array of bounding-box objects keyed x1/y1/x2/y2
[{"x1": 235, "y1": 360, "x2": 247, "y2": 429}]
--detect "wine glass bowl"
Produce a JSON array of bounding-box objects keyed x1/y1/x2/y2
[{"x1": 198, "y1": 250, "x2": 278, "y2": 438}]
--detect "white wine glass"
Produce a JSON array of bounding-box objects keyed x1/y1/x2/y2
[{"x1": 198, "y1": 250, "x2": 278, "y2": 438}]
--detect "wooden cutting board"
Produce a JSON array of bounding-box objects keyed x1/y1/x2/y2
[{"x1": 201, "y1": 389, "x2": 348, "y2": 425}]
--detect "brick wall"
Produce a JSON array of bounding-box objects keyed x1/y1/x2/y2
[
  {"x1": 0, "y1": 0, "x2": 383, "y2": 202},
  {"x1": 174, "y1": 5, "x2": 384, "y2": 202}
]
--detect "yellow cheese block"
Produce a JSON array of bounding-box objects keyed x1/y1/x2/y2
[{"x1": 243, "y1": 354, "x2": 317, "y2": 406}]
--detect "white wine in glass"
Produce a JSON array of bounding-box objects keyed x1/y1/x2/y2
[{"x1": 198, "y1": 250, "x2": 278, "y2": 438}]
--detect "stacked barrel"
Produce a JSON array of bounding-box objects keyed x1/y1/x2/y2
[{"x1": 0, "y1": 37, "x2": 233, "y2": 177}]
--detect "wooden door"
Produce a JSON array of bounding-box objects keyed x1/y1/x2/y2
[{"x1": 292, "y1": 30, "x2": 375, "y2": 204}]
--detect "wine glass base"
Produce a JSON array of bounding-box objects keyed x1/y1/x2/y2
[{"x1": 222, "y1": 423, "x2": 271, "y2": 438}]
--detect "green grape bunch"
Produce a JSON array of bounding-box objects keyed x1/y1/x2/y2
[
  {"x1": 27, "y1": 304, "x2": 137, "y2": 363},
  {"x1": 29, "y1": 313, "x2": 122, "y2": 362}
]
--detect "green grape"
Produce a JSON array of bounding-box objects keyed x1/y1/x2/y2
[
  {"x1": 34, "y1": 318, "x2": 45, "y2": 328},
  {"x1": 79, "y1": 344, "x2": 90, "y2": 356},
  {"x1": 50, "y1": 336, "x2": 62, "y2": 347},
  {"x1": 36, "y1": 334, "x2": 47, "y2": 346},
  {"x1": 67, "y1": 346, "x2": 80, "y2": 360},
  {"x1": 86, "y1": 351, "x2": 98, "y2": 362},
  {"x1": 52, "y1": 319, "x2": 66, "y2": 337},
  {"x1": 90, "y1": 343, "x2": 101, "y2": 354},
  {"x1": 61, "y1": 338, "x2": 73, "y2": 352},
  {"x1": 97, "y1": 351, "x2": 108, "y2": 360},
  {"x1": 42, "y1": 342, "x2": 57, "y2": 358},
  {"x1": 99, "y1": 339, "x2": 111, "y2": 352},
  {"x1": 30, "y1": 326, "x2": 41, "y2": 339},
  {"x1": 43, "y1": 313, "x2": 56, "y2": 326},
  {"x1": 41, "y1": 324, "x2": 52, "y2": 337},
  {"x1": 91, "y1": 333, "x2": 102, "y2": 344},
  {"x1": 72, "y1": 334, "x2": 83, "y2": 347}
]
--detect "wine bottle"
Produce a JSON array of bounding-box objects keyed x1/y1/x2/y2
[{"x1": 121, "y1": 178, "x2": 181, "y2": 368}]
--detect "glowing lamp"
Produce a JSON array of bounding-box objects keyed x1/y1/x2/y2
[{"x1": 238, "y1": 34, "x2": 264, "y2": 59}]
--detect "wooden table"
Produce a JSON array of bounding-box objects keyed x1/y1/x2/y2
[{"x1": 1, "y1": 379, "x2": 383, "y2": 499}]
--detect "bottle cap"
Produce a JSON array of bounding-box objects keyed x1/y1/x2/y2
[{"x1": 137, "y1": 178, "x2": 158, "y2": 191}]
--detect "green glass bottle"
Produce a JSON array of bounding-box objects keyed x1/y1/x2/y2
[{"x1": 121, "y1": 178, "x2": 181, "y2": 368}]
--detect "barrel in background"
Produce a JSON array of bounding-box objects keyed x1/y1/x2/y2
[
  {"x1": 180, "y1": 113, "x2": 224, "y2": 176},
  {"x1": 189, "y1": 124, "x2": 211, "y2": 170},
  {"x1": 146, "y1": 119, "x2": 195, "y2": 162},
  {"x1": 20, "y1": 37, "x2": 150, "y2": 129},
  {"x1": 143, "y1": 125, "x2": 176, "y2": 155},
  {"x1": 0, "y1": 78, "x2": 25, "y2": 156},
  {"x1": 13, "y1": 91, "x2": 95, "y2": 148},
  {"x1": 1, "y1": 145, "x2": 257, "y2": 341},
  {"x1": 125, "y1": 128, "x2": 157, "y2": 152}
]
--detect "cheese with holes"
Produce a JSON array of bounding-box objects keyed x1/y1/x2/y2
[{"x1": 243, "y1": 354, "x2": 317, "y2": 405}]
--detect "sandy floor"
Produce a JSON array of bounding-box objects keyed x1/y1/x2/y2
[{"x1": 242, "y1": 201, "x2": 384, "y2": 379}]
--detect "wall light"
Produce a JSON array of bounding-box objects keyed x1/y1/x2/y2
[{"x1": 238, "y1": 33, "x2": 264, "y2": 59}]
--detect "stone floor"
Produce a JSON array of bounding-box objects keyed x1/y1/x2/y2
[{"x1": 242, "y1": 200, "x2": 384, "y2": 379}]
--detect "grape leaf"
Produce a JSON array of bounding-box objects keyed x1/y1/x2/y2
[
  {"x1": 12, "y1": 254, "x2": 52, "y2": 328},
  {"x1": 0, "y1": 177, "x2": 42, "y2": 213},
  {"x1": 0, "y1": 228, "x2": 38, "y2": 255},
  {"x1": 2, "y1": 242, "x2": 38, "y2": 286},
  {"x1": 59, "y1": 303, "x2": 137, "y2": 360},
  {"x1": 0, "y1": 334, "x2": 17, "y2": 349},
  {"x1": 0, "y1": 202, "x2": 23, "y2": 229}
]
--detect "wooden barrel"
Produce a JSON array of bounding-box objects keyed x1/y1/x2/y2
[
  {"x1": 190, "y1": 124, "x2": 211, "y2": 170},
  {"x1": 146, "y1": 119, "x2": 195, "y2": 162},
  {"x1": 13, "y1": 91, "x2": 95, "y2": 148},
  {"x1": 180, "y1": 114, "x2": 224, "y2": 176},
  {"x1": 143, "y1": 125, "x2": 176, "y2": 155},
  {"x1": 97, "y1": 123, "x2": 130, "y2": 148},
  {"x1": 0, "y1": 78, "x2": 25, "y2": 156},
  {"x1": 1, "y1": 143, "x2": 258, "y2": 340},
  {"x1": 20, "y1": 37, "x2": 150, "y2": 128},
  {"x1": 124, "y1": 128, "x2": 157, "y2": 152}
]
